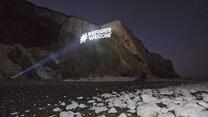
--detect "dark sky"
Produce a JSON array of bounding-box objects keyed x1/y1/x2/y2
[{"x1": 30, "y1": 0, "x2": 208, "y2": 79}]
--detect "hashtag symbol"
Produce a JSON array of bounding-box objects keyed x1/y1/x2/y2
[{"x1": 80, "y1": 33, "x2": 88, "y2": 43}]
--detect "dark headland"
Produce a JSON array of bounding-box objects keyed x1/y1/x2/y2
[{"x1": 0, "y1": 0, "x2": 179, "y2": 80}]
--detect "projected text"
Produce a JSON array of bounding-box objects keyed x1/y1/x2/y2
[{"x1": 80, "y1": 27, "x2": 112, "y2": 43}]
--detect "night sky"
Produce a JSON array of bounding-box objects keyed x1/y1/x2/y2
[{"x1": 30, "y1": 0, "x2": 208, "y2": 79}]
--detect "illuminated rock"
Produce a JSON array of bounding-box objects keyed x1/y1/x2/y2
[
  {"x1": 118, "y1": 113, "x2": 127, "y2": 117},
  {"x1": 141, "y1": 94, "x2": 158, "y2": 103},
  {"x1": 136, "y1": 103, "x2": 161, "y2": 117},
  {"x1": 79, "y1": 104, "x2": 87, "y2": 108},
  {"x1": 197, "y1": 101, "x2": 208, "y2": 108},
  {"x1": 89, "y1": 106, "x2": 108, "y2": 113},
  {"x1": 202, "y1": 93, "x2": 208, "y2": 102},
  {"x1": 59, "y1": 111, "x2": 75, "y2": 117},
  {"x1": 66, "y1": 101, "x2": 79, "y2": 110},
  {"x1": 157, "y1": 112, "x2": 174, "y2": 117},
  {"x1": 52, "y1": 107, "x2": 61, "y2": 112},
  {"x1": 108, "y1": 107, "x2": 117, "y2": 113},
  {"x1": 174, "y1": 106, "x2": 201, "y2": 117}
]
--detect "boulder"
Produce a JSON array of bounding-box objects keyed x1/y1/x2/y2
[{"x1": 136, "y1": 103, "x2": 161, "y2": 117}]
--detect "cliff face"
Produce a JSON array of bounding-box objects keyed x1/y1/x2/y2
[
  {"x1": 0, "y1": 0, "x2": 179, "y2": 79},
  {"x1": 0, "y1": 0, "x2": 66, "y2": 49}
]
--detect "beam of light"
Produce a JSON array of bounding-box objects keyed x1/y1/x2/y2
[
  {"x1": 11, "y1": 39, "x2": 79, "y2": 79},
  {"x1": 12, "y1": 27, "x2": 112, "y2": 79}
]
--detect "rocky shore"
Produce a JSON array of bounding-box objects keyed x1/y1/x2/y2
[{"x1": 0, "y1": 80, "x2": 207, "y2": 117}]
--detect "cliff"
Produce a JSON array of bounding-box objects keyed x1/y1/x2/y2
[{"x1": 0, "y1": 0, "x2": 178, "y2": 79}]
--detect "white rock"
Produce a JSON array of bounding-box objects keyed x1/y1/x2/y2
[
  {"x1": 141, "y1": 94, "x2": 158, "y2": 103},
  {"x1": 121, "y1": 93, "x2": 131, "y2": 100},
  {"x1": 77, "y1": 96, "x2": 84, "y2": 100},
  {"x1": 101, "y1": 93, "x2": 115, "y2": 98},
  {"x1": 126, "y1": 99, "x2": 135, "y2": 105},
  {"x1": 97, "y1": 103, "x2": 104, "y2": 107},
  {"x1": 112, "y1": 91, "x2": 117, "y2": 94},
  {"x1": 127, "y1": 113, "x2": 132, "y2": 116},
  {"x1": 189, "y1": 89, "x2": 197, "y2": 93},
  {"x1": 127, "y1": 104, "x2": 136, "y2": 110},
  {"x1": 92, "y1": 102, "x2": 97, "y2": 106},
  {"x1": 87, "y1": 100, "x2": 95, "y2": 103},
  {"x1": 118, "y1": 113, "x2": 127, "y2": 117},
  {"x1": 173, "y1": 99, "x2": 186, "y2": 105},
  {"x1": 60, "y1": 102, "x2": 66, "y2": 106},
  {"x1": 25, "y1": 110, "x2": 30, "y2": 113},
  {"x1": 202, "y1": 93, "x2": 208, "y2": 102},
  {"x1": 126, "y1": 99, "x2": 136, "y2": 110},
  {"x1": 183, "y1": 96, "x2": 196, "y2": 101},
  {"x1": 159, "y1": 89, "x2": 173, "y2": 95},
  {"x1": 135, "y1": 90, "x2": 141, "y2": 95},
  {"x1": 111, "y1": 98, "x2": 127, "y2": 108},
  {"x1": 197, "y1": 101, "x2": 208, "y2": 108},
  {"x1": 200, "y1": 111, "x2": 208, "y2": 117},
  {"x1": 53, "y1": 107, "x2": 61, "y2": 112},
  {"x1": 10, "y1": 112, "x2": 18, "y2": 115},
  {"x1": 59, "y1": 111, "x2": 74, "y2": 117},
  {"x1": 137, "y1": 103, "x2": 160, "y2": 117},
  {"x1": 108, "y1": 102, "x2": 114, "y2": 108},
  {"x1": 181, "y1": 89, "x2": 191, "y2": 96},
  {"x1": 175, "y1": 96, "x2": 184, "y2": 101},
  {"x1": 167, "y1": 102, "x2": 182, "y2": 111},
  {"x1": 160, "y1": 98, "x2": 172, "y2": 105},
  {"x1": 137, "y1": 101, "x2": 143, "y2": 106},
  {"x1": 118, "y1": 96, "x2": 126, "y2": 102},
  {"x1": 75, "y1": 112, "x2": 82, "y2": 117},
  {"x1": 127, "y1": 109, "x2": 136, "y2": 113},
  {"x1": 132, "y1": 96, "x2": 141, "y2": 102},
  {"x1": 79, "y1": 104, "x2": 87, "y2": 108},
  {"x1": 58, "y1": 101, "x2": 62, "y2": 103},
  {"x1": 93, "y1": 96, "x2": 103, "y2": 102},
  {"x1": 174, "y1": 106, "x2": 201, "y2": 117},
  {"x1": 108, "y1": 107, "x2": 117, "y2": 113},
  {"x1": 184, "y1": 102, "x2": 205, "y2": 111},
  {"x1": 157, "y1": 112, "x2": 174, "y2": 117},
  {"x1": 20, "y1": 114, "x2": 25, "y2": 117},
  {"x1": 89, "y1": 106, "x2": 108, "y2": 113},
  {"x1": 142, "y1": 89, "x2": 153, "y2": 95},
  {"x1": 66, "y1": 101, "x2": 79, "y2": 110},
  {"x1": 160, "y1": 108, "x2": 168, "y2": 114}
]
